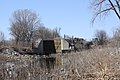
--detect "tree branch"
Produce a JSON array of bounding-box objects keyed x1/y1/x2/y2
[
  {"x1": 92, "y1": 7, "x2": 113, "y2": 23},
  {"x1": 115, "y1": 0, "x2": 120, "y2": 13},
  {"x1": 108, "y1": 0, "x2": 120, "y2": 19}
]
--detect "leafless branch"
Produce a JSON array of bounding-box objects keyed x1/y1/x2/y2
[
  {"x1": 91, "y1": 0, "x2": 120, "y2": 24},
  {"x1": 92, "y1": 7, "x2": 113, "y2": 24}
]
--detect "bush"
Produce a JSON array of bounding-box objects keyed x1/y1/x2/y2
[{"x1": 94, "y1": 30, "x2": 108, "y2": 45}]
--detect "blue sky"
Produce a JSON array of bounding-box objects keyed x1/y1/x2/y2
[{"x1": 0, "y1": 0, "x2": 120, "y2": 40}]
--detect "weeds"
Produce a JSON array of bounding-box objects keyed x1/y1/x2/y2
[{"x1": 0, "y1": 47, "x2": 120, "y2": 79}]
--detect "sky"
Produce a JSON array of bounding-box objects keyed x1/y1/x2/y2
[{"x1": 0, "y1": 0, "x2": 120, "y2": 40}]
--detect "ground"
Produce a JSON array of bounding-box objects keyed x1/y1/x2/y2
[{"x1": 0, "y1": 47, "x2": 120, "y2": 80}]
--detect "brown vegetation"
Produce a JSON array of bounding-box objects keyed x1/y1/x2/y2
[
  {"x1": 0, "y1": 7, "x2": 120, "y2": 79},
  {"x1": 0, "y1": 46, "x2": 120, "y2": 79}
]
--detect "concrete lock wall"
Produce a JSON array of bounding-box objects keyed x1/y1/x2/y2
[
  {"x1": 54, "y1": 39, "x2": 61, "y2": 53},
  {"x1": 61, "y1": 39, "x2": 70, "y2": 51},
  {"x1": 36, "y1": 38, "x2": 71, "y2": 54},
  {"x1": 43, "y1": 40, "x2": 56, "y2": 54},
  {"x1": 37, "y1": 40, "x2": 43, "y2": 54}
]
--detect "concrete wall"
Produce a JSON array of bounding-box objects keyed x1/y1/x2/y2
[
  {"x1": 61, "y1": 39, "x2": 70, "y2": 50},
  {"x1": 36, "y1": 38, "x2": 71, "y2": 54},
  {"x1": 54, "y1": 39, "x2": 61, "y2": 53},
  {"x1": 38, "y1": 40, "x2": 43, "y2": 54},
  {"x1": 43, "y1": 40, "x2": 56, "y2": 54},
  {"x1": 37, "y1": 40, "x2": 56, "y2": 55}
]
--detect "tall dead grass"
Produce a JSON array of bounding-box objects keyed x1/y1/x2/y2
[
  {"x1": 0, "y1": 47, "x2": 120, "y2": 80},
  {"x1": 59, "y1": 47, "x2": 120, "y2": 80}
]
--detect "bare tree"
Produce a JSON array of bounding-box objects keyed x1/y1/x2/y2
[
  {"x1": 52, "y1": 27, "x2": 61, "y2": 38},
  {"x1": 33, "y1": 26, "x2": 61, "y2": 40},
  {"x1": 10, "y1": 9, "x2": 40, "y2": 46},
  {"x1": 0, "y1": 31, "x2": 5, "y2": 47},
  {"x1": 95, "y1": 30, "x2": 108, "y2": 45},
  {"x1": 112, "y1": 27, "x2": 120, "y2": 47},
  {"x1": 90, "y1": 0, "x2": 120, "y2": 23},
  {"x1": 113, "y1": 27, "x2": 120, "y2": 40}
]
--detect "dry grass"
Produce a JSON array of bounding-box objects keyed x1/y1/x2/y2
[
  {"x1": 0, "y1": 47, "x2": 120, "y2": 79},
  {"x1": 59, "y1": 47, "x2": 120, "y2": 80}
]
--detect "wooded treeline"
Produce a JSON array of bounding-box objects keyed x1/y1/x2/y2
[{"x1": 8, "y1": 9, "x2": 61, "y2": 48}]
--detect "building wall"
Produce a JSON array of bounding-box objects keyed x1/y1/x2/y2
[
  {"x1": 54, "y1": 39, "x2": 61, "y2": 53},
  {"x1": 36, "y1": 38, "x2": 71, "y2": 54},
  {"x1": 43, "y1": 40, "x2": 56, "y2": 54},
  {"x1": 37, "y1": 40, "x2": 43, "y2": 54},
  {"x1": 61, "y1": 39, "x2": 70, "y2": 50}
]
